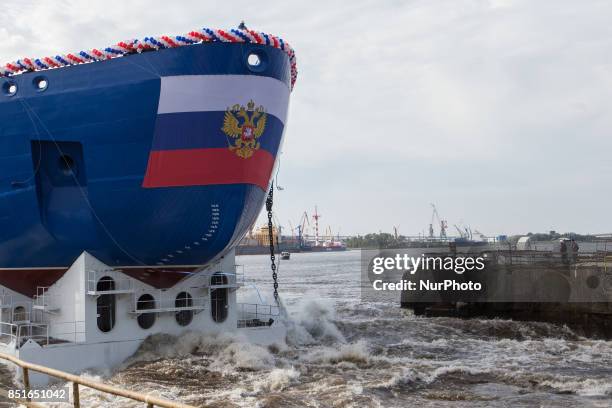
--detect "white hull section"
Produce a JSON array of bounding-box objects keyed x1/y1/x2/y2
[
  {"x1": 0, "y1": 250, "x2": 284, "y2": 385},
  {"x1": 157, "y1": 74, "x2": 290, "y2": 124}
]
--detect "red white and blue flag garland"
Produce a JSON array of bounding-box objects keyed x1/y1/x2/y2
[{"x1": 0, "y1": 27, "x2": 298, "y2": 90}]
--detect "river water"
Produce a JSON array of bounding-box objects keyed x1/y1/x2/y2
[{"x1": 5, "y1": 250, "x2": 612, "y2": 407}]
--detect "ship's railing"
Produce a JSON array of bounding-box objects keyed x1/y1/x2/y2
[
  {"x1": 0, "y1": 321, "x2": 18, "y2": 345},
  {"x1": 210, "y1": 269, "x2": 244, "y2": 289},
  {"x1": 180, "y1": 268, "x2": 244, "y2": 290},
  {"x1": 191, "y1": 268, "x2": 245, "y2": 289},
  {"x1": 87, "y1": 269, "x2": 134, "y2": 295},
  {"x1": 235, "y1": 264, "x2": 246, "y2": 286},
  {"x1": 0, "y1": 321, "x2": 49, "y2": 347},
  {"x1": 0, "y1": 293, "x2": 14, "y2": 310},
  {"x1": 488, "y1": 250, "x2": 608, "y2": 266},
  {"x1": 237, "y1": 303, "x2": 280, "y2": 328},
  {"x1": 8, "y1": 309, "x2": 38, "y2": 325},
  {"x1": 0, "y1": 319, "x2": 86, "y2": 347},
  {"x1": 33, "y1": 287, "x2": 60, "y2": 313},
  {"x1": 0, "y1": 293, "x2": 12, "y2": 309},
  {"x1": 130, "y1": 292, "x2": 207, "y2": 314},
  {"x1": 0, "y1": 351, "x2": 195, "y2": 408}
]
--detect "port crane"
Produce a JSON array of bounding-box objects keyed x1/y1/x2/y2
[
  {"x1": 473, "y1": 229, "x2": 487, "y2": 240},
  {"x1": 429, "y1": 204, "x2": 448, "y2": 239},
  {"x1": 288, "y1": 221, "x2": 296, "y2": 240},
  {"x1": 273, "y1": 214, "x2": 282, "y2": 237},
  {"x1": 325, "y1": 226, "x2": 334, "y2": 242},
  {"x1": 296, "y1": 211, "x2": 310, "y2": 247},
  {"x1": 312, "y1": 206, "x2": 322, "y2": 246},
  {"x1": 454, "y1": 224, "x2": 472, "y2": 240}
]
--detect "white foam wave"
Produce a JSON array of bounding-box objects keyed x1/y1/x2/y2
[
  {"x1": 302, "y1": 340, "x2": 371, "y2": 365},
  {"x1": 126, "y1": 331, "x2": 275, "y2": 374},
  {"x1": 253, "y1": 367, "x2": 301, "y2": 392},
  {"x1": 285, "y1": 297, "x2": 346, "y2": 345},
  {"x1": 540, "y1": 377, "x2": 612, "y2": 397},
  {"x1": 424, "y1": 364, "x2": 494, "y2": 383},
  {"x1": 376, "y1": 367, "x2": 421, "y2": 388}
]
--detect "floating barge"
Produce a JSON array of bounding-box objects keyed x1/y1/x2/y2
[{"x1": 401, "y1": 247, "x2": 612, "y2": 338}]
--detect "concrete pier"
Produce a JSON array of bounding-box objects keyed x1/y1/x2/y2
[{"x1": 401, "y1": 249, "x2": 612, "y2": 338}]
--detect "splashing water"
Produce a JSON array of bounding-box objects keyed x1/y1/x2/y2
[{"x1": 17, "y1": 251, "x2": 612, "y2": 407}]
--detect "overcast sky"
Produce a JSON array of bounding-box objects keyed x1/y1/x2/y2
[{"x1": 2, "y1": 0, "x2": 611, "y2": 236}]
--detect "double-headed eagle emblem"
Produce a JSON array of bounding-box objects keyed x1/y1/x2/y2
[{"x1": 222, "y1": 100, "x2": 267, "y2": 159}]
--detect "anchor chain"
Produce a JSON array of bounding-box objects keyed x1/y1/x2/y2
[{"x1": 266, "y1": 184, "x2": 279, "y2": 303}]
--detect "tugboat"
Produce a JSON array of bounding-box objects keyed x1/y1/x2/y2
[
  {"x1": 281, "y1": 251, "x2": 291, "y2": 260},
  {"x1": 0, "y1": 25, "x2": 297, "y2": 384}
]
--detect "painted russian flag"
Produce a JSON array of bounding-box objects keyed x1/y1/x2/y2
[{"x1": 143, "y1": 75, "x2": 290, "y2": 191}]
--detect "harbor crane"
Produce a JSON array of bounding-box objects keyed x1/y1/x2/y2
[
  {"x1": 288, "y1": 221, "x2": 296, "y2": 239},
  {"x1": 454, "y1": 224, "x2": 472, "y2": 240},
  {"x1": 312, "y1": 206, "x2": 322, "y2": 246},
  {"x1": 430, "y1": 204, "x2": 448, "y2": 239},
  {"x1": 325, "y1": 225, "x2": 332, "y2": 241},
  {"x1": 474, "y1": 229, "x2": 487, "y2": 240},
  {"x1": 272, "y1": 214, "x2": 282, "y2": 239},
  {"x1": 297, "y1": 211, "x2": 310, "y2": 247}
]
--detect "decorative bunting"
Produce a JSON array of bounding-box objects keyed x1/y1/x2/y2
[{"x1": 1, "y1": 27, "x2": 297, "y2": 90}]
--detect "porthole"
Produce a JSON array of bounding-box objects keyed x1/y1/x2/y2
[
  {"x1": 2, "y1": 81, "x2": 17, "y2": 96},
  {"x1": 247, "y1": 53, "x2": 261, "y2": 67},
  {"x1": 175, "y1": 292, "x2": 193, "y2": 327},
  {"x1": 33, "y1": 76, "x2": 48, "y2": 91},
  {"x1": 136, "y1": 294, "x2": 156, "y2": 329},
  {"x1": 245, "y1": 49, "x2": 267, "y2": 73}
]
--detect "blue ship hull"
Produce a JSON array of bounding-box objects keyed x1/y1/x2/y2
[{"x1": 0, "y1": 42, "x2": 291, "y2": 275}]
